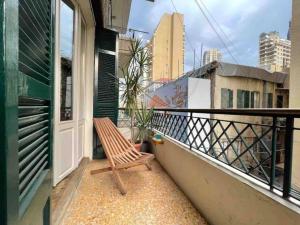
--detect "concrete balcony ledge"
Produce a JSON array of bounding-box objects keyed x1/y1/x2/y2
[{"x1": 153, "y1": 136, "x2": 300, "y2": 225}]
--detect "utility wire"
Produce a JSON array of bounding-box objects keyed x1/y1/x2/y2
[
  {"x1": 197, "y1": 0, "x2": 239, "y2": 60},
  {"x1": 193, "y1": 0, "x2": 239, "y2": 64}
]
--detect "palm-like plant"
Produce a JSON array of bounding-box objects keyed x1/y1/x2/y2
[
  {"x1": 135, "y1": 104, "x2": 154, "y2": 142},
  {"x1": 120, "y1": 38, "x2": 152, "y2": 141}
]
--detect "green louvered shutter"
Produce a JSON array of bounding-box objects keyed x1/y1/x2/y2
[
  {"x1": 18, "y1": 0, "x2": 54, "y2": 222},
  {"x1": 18, "y1": 0, "x2": 53, "y2": 223},
  {"x1": 228, "y1": 89, "x2": 233, "y2": 108},
  {"x1": 93, "y1": 29, "x2": 119, "y2": 159},
  {"x1": 244, "y1": 91, "x2": 250, "y2": 108},
  {"x1": 237, "y1": 90, "x2": 243, "y2": 108},
  {"x1": 221, "y1": 88, "x2": 228, "y2": 109},
  {"x1": 1, "y1": 0, "x2": 53, "y2": 223},
  {"x1": 94, "y1": 52, "x2": 119, "y2": 122}
]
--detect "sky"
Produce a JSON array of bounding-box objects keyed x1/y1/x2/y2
[
  {"x1": 60, "y1": 1, "x2": 74, "y2": 59},
  {"x1": 128, "y1": 0, "x2": 292, "y2": 73}
]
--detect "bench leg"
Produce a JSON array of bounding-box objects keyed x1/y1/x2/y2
[
  {"x1": 145, "y1": 161, "x2": 152, "y2": 171},
  {"x1": 112, "y1": 169, "x2": 127, "y2": 195},
  {"x1": 90, "y1": 166, "x2": 112, "y2": 175}
]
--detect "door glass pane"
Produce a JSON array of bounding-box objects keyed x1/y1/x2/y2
[
  {"x1": 79, "y1": 19, "x2": 86, "y2": 120},
  {"x1": 60, "y1": 0, "x2": 74, "y2": 121}
]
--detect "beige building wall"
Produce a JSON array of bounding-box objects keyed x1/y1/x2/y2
[
  {"x1": 290, "y1": 0, "x2": 300, "y2": 191},
  {"x1": 210, "y1": 74, "x2": 289, "y2": 168},
  {"x1": 212, "y1": 75, "x2": 278, "y2": 164},
  {"x1": 149, "y1": 13, "x2": 184, "y2": 81}
]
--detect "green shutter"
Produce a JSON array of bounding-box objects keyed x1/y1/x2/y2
[
  {"x1": 94, "y1": 52, "x2": 119, "y2": 123},
  {"x1": 221, "y1": 88, "x2": 227, "y2": 109},
  {"x1": 221, "y1": 88, "x2": 233, "y2": 109},
  {"x1": 0, "y1": 0, "x2": 53, "y2": 224},
  {"x1": 237, "y1": 90, "x2": 243, "y2": 108},
  {"x1": 18, "y1": 0, "x2": 53, "y2": 220},
  {"x1": 93, "y1": 29, "x2": 118, "y2": 159},
  {"x1": 250, "y1": 92, "x2": 254, "y2": 108},
  {"x1": 228, "y1": 89, "x2": 233, "y2": 108},
  {"x1": 244, "y1": 91, "x2": 250, "y2": 108},
  {"x1": 268, "y1": 93, "x2": 273, "y2": 108}
]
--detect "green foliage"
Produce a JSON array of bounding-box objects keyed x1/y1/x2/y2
[
  {"x1": 135, "y1": 105, "x2": 154, "y2": 141},
  {"x1": 121, "y1": 38, "x2": 151, "y2": 115},
  {"x1": 119, "y1": 37, "x2": 152, "y2": 141}
]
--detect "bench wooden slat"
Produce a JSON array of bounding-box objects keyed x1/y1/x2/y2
[
  {"x1": 91, "y1": 117, "x2": 155, "y2": 194},
  {"x1": 102, "y1": 118, "x2": 142, "y2": 162},
  {"x1": 96, "y1": 119, "x2": 126, "y2": 164},
  {"x1": 102, "y1": 118, "x2": 139, "y2": 156},
  {"x1": 101, "y1": 120, "x2": 136, "y2": 164}
]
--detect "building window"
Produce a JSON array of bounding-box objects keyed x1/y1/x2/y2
[
  {"x1": 277, "y1": 95, "x2": 284, "y2": 108},
  {"x1": 237, "y1": 90, "x2": 261, "y2": 109},
  {"x1": 263, "y1": 93, "x2": 273, "y2": 108},
  {"x1": 221, "y1": 88, "x2": 233, "y2": 109},
  {"x1": 250, "y1": 91, "x2": 260, "y2": 108},
  {"x1": 237, "y1": 90, "x2": 250, "y2": 108}
]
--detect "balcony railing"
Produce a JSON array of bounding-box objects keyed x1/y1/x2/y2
[{"x1": 146, "y1": 108, "x2": 300, "y2": 204}]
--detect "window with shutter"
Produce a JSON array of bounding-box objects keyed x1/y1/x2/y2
[
  {"x1": 237, "y1": 89, "x2": 250, "y2": 108},
  {"x1": 228, "y1": 89, "x2": 233, "y2": 108},
  {"x1": 221, "y1": 88, "x2": 233, "y2": 109},
  {"x1": 250, "y1": 91, "x2": 260, "y2": 108},
  {"x1": 237, "y1": 90, "x2": 243, "y2": 108},
  {"x1": 268, "y1": 93, "x2": 273, "y2": 108}
]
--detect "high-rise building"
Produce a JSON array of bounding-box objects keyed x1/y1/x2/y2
[
  {"x1": 259, "y1": 31, "x2": 291, "y2": 72},
  {"x1": 287, "y1": 20, "x2": 291, "y2": 40},
  {"x1": 203, "y1": 49, "x2": 222, "y2": 65},
  {"x1": 148, "y1": 13, "x2": 184, "y2": 81}
]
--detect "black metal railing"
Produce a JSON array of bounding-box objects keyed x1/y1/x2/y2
[
  {"x1": 150, "y1": 108, "x2": 300, "y2": 203},
  {"x1": 117, "y1": 109, "x2": 132, "y2": 128}
]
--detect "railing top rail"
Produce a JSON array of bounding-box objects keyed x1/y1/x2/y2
[{"x1": 149, "y1": 108, "x2": 300, "y2": 118}]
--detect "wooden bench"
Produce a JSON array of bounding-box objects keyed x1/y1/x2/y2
[{"x1": 91, "y1": 117, "x2": 155, "y2": 194}]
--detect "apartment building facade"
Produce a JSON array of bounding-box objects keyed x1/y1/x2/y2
[
  {"x1": 203, "y1": 49, "x2": 222, "y2": 65},
  {"x1": 259, "y1": 31, "x2": 291, "y2": 72},
  {"x1": 148, "y1": 13, "x2": 185, "y2": 81},
  {"x1": 187, "y1": 62, "x2": 288, "y2": 175}
]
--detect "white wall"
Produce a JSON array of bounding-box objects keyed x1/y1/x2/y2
[
  {"x1": 188, "y1": 78, "x2": 211, "y2": 151},
  {"x1": 290, "y1": 0, "x2": 300, "y2": 191}
]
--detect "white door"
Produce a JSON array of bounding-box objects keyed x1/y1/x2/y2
[{"x1": 53, "y1": 0, "x2": 86, "y2": 185}]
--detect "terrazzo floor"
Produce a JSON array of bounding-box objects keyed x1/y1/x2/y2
[{"x1": 61, "y1": 160, "x2": 207, "y2": 225}]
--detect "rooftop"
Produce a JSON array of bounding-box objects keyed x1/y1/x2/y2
[{"x1": 184, "y1": 61, "x2": 288, "y2": 84}]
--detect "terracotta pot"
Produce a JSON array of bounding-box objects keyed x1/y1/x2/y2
[{"x1": 134, "y1": 143, "x2": 142, "y2": 152}]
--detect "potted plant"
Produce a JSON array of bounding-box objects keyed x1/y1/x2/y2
[
  {"x1": 135, "y1": 105, "x2": 154, "y2": 152},
  {"x1": 119, "y1": 38, "x2": 152, "y2": 144}
]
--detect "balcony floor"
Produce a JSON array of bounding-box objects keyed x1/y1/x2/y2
[{"x1": 61, "y1": 159, "x2": 207, "y2": 225}]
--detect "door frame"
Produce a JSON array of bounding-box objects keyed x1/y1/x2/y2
[{"x1": 53, "y1": 0, "x2": 95, "y2": 186}]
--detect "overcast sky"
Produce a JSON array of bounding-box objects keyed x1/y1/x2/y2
[{"x1": 128, "y1": 0, "x2": 292, "y2": 73}]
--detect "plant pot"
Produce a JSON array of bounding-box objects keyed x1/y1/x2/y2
[
  {"x1": 141, "y1": 140, "x2": 153, "y2": 153},
  {"x1": 134, "y1": 143, "x2": 142, "y2": 152}
]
